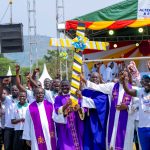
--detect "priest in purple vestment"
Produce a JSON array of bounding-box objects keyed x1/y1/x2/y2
[
  {"x1": 80, "y1": 69, "x2": 135, "y2": 150},
  {"x1": 22, "y1": 87, "x2": 57, "y2": 150},
  {"x1": 54, "y1": 80, "x2": 84, "y2": 150}
]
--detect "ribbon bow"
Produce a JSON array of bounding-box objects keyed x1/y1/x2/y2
[{"x1": 72, "y1": 36, "x2": 89, "y2": 51}]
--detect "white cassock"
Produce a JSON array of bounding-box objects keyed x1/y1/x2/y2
[
  {"x1": 86, "y1": 81, "x2": 135, "y2": 150},
  {"x1": 98, "y1": 64, "x2": 106, "y2": 81},
  {"x1": 83, "y1": 63, "x2": 90, "y2": 80},
  {"x1": 107, "y1": 61, "x2": 118, "y2": 78},
  {"x1": 105, "y1": 67, "x2": 113, "y2": 82},
  {"x1": 91, "y1": 66, "x2": 97, "y2": 73},
  {"x1": 22, "y1": 101, "x2": 66, "y2": 150}
]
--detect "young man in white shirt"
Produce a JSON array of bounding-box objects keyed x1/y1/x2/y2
[
  {"x1": 123, "y1": 74, "x2": 150, "y2": 150},
  {"x1": 11, "y1": 91, "x2": 29, "y2": 150},
  {"x1": 3, "y1": 85, "x2": 19, "y2": 150},
  {"x1": 0, "y1": 87, "x2": 10, "y2": 150},
  {"x1": 16, "y1": 65, "x2": 42, "y2": 104},
  {"x1": 51, "y1": 79, "x2": 61, "y2": 98},
  {"x1": 44, "y1": 78, "x2": 54, "y2": 104}
]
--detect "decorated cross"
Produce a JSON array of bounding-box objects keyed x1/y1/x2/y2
[{"x1": 49, "y1": 23, "x2": 108, "y2": 106}]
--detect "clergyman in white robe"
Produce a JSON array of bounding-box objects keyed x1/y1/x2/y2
[
  {"x1": 85, "y1": 81, "x2": 135, "y2": 150},
  {"x1": 22, "y1": 100, "x2": 66, "y2": 150}
]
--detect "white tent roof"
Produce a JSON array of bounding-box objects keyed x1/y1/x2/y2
[
  {"x1": 39, "y1": 64, "x2": 52, "y2": 87},
  {"x1": 6, "y1": 66, "x2": 12, "y2": 76}
]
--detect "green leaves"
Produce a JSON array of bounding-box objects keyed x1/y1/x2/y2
[{"x1": 0, "y1": 57, "x2": 16, "y2": 76}]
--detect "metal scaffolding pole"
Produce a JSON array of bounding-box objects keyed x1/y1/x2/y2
[
  {"x1": 27, "y1": 0, "x2": 38, "y2": 73},
  {"x1": 9, "y1": 0, "x2": 13, "y2": 24},
  {"x1": 56, "y1": 0, "x2": 60, "y2": 77},
  {"x1": 83, "y1": 56, "x2": 150, "y2": 63},
  {"x1": 56, "y1": 0, "x2": 68, "y2": 80}
]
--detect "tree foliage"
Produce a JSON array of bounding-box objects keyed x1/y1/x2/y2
[
  {"x1": 19, "y1": 66, "x2": 30, "y2": 84},
  {"x1": 0, "y1": 55, "x2": 16, "y2": 76},
  {"x1": 44, "y1": 49, "x2": 74, "y2": 80},
  {"x1": 0, "y1": 54, "x2": 30, "y2": 84},
  {"x1": 0, "y1": 48, "x2": 75, "y2": 85},
  {"x1": 32, "y1": 49, "x2": 74, "y2": 80},
  {"x1": 44, "y1": 50, "x2": 59, "y2": 78}
]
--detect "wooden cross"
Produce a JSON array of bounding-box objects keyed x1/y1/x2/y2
[{"x1": 49, "y1": 23, "x2": 108, "y2": 106}]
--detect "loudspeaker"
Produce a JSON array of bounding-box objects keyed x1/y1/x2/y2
[{"x1": 0, "y1": 23, "x2": 23, "y2": 53}]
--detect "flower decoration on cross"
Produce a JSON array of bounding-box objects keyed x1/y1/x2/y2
[{"x1": 72, "y1": 36, "x2": 89, "y2": 51}]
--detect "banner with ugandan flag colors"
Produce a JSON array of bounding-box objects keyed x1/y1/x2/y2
[
  {"x1": 66, "y1": 0, "x2": 150, "y2": 31},
  {"x1": 64, "y1": 0, "x2": 150, "y2": 73}
]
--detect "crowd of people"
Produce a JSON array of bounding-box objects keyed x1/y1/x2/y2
[
  {"x1": 84, "y1": 57, "x2": 142, "y2": 83},
  {"x1": 0, "y1": 60, "x2": 149, "y2": 150}
]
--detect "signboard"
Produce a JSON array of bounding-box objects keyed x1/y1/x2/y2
[{"x1": 138, "y1": 0, "x2": 150, "y2": 19}]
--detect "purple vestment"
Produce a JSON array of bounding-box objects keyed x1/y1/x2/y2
[
  {"x1": 54, "y1": 95, "x2": 84, "y2": 150},
  {"x1": 108, "y1": 83, "x2": 132, "y2": 150},
  {"x1": 29, "y1": 100, "x2": 56, "y2": 150}
]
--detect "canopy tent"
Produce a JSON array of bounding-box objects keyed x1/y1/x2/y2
[
  {"x1": 65, "y1": 0, "x2": 150, "y2": 42},
  {"x1": 6, "y1": 66, "x2": 12, "y2": 76},
  {"x1": 64, "y1": 0, "x2": 150, "y2": 72},
  {"x1": 39, "y1": 64, "x2": 52, "y2": 88}
]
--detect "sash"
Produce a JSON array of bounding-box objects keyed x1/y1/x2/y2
[
  {"x1": 29, "y1": 100, "x2": 56, "y2": 150},
  {"x1": 68, "y1": 113, "x2": 81, "y2": 150},
  {"x1": 115, "y1": 84, "x2": 132, "y2": 149},
  {"x1": 108, "y1": 83, "x2": 119, "y2": 147},
  {"x1": 44, "y1": 100, "x2": 56, "y2": 150},
  {"x1": 108, "y1": 83, "x2": 132, "y2": 149}
]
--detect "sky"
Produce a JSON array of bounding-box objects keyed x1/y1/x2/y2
[{"x1": 0, "y1": 0, "x2": 124, "y2": 37}]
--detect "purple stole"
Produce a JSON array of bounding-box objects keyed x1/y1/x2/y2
[
  {"x1": 108, "y1": 82, "x2": 132, "y2": 150},
  {"x1": 68, "y1": 113, "x2": 81, "y2": 150},
  {"x1": 29, "y1": 100, "x2": 56, "y2": 150},
  {"x1": 61, "y1": 95, "x2": 81, "y2": 150}
]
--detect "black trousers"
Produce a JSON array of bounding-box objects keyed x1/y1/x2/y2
[
  {"x1": 13, "y1": 130, "x2": 31, "y2": 150},
  {"x1": 0, "y1": 128, "x2": 4, "y2": 150},
  {"x1": 4, "y1": 127, "x2": 14, "y2": 150}
]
